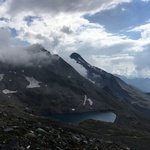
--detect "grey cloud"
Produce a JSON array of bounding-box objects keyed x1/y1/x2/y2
[
  {"x1": 61, "y1": 26, "x2": 73, "y2": 34},
  {"x1": 77, "y1": 41, "x2": 134, "y2": 56},
  {"x1": 134, "y1": 45, "x2": 150, "y2": 70},
  {"x1": 51, "y1": 36, "x2": 61, "y2": 47},
  {"x1": 110, "y1": 55, "x2": 133, "y2": 65},
  {"x1": 0, "y1": 29, "x2": 11, "y2": 49},
  {"x1": 7, "y1": 0, "x2": 125, "y2": 15},
  {"x1": 0, "y1": 29, "x2": 57, "y2": 66},
  {"x1": 0, "y1": 44, "x2": 51, "y2": 66},
  {"x1": 35, "y1": 34, "x2": 45, "y2": 40}
]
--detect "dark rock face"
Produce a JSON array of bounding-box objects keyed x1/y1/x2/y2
[
  {"x1": 0, "y1": 46, "x2": 149, "y2": 127},
  {"x1": 0, "y1": 46, "x2": 127, "y2": 116},
  {"x1": 70, "y1": 52, "x2": 150, "y2": 118},
  {"x1": 0, "y1": 46, "x2": 150, "y2": 150}
]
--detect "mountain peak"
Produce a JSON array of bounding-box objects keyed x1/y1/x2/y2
[
  {"x1": 26, "y1": 44, "x2": 51, "y2": 55},
  {"x1": 70, "y1": 52, "x2": 88, "y2": 65},
  {"x1": 70, "y1": 52, "x2": 81, "y2": 59}
]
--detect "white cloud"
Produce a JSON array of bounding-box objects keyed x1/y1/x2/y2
[
  {"x1": 84, "y1": 54, "x2": 136, "y2": 77},
  {"x1": 130, "y1": 23, "x2": 150, "y2": 44},
  {"x1": 1, "y1": 0, "x2": 150, "y2": 78},
  {"x1": 134, "y1": 47, "x2": 150, "y2": 70},
  {"x1": 0, "y1": 29, "x2": 58, "y2": 66}
]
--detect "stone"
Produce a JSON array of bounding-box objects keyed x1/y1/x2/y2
[
  {"x1": 94, "y1": 146, "x2": 99, "y2": 150},
  {"x1": 27, "y1": 145, "x2": 30, "y2": 149},
  {"x1": 83, "y1": 140, "x2": 88, "y2": 144},
  {"x1": 4, "y1": 127, "x2": 14, "y2": 132},
  {"x1": 25, "y1": 133, "x2": 36, "y2": 138},
  {"x1": 72, "y1": 134, "x2": 81, "y2": 143},
  {"x1": 36, "y1": 128, "x2": 47, "y2": 134},
  {"x1": 20, "y1": 146, "x2": 26, "y2": 150}
]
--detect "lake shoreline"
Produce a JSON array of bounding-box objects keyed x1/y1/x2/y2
[{"x1": 47, "y1": 111, "x2": 117, "y2": 124}]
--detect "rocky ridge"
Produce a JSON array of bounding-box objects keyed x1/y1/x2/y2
[
  {"x1": 0, "y1": 46, "x2": 135, "y2": 119},
  {"x1": 70, "y1": 52, "x2": 150, "y2": 118}
]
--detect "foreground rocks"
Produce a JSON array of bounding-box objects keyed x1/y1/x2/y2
[
  {"x1": 0, "y1": 118, "x2": 129, "y2": 150},
  {"x1": 0, "y1": 103, "x2": 150, "y2": 150}
]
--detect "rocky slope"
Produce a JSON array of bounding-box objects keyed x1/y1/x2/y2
[
  {"x1": 0, "y1": 45, "x2": 150, "y2": 149},
  {"x1": 116, "y1": 75, "x2": 150, "y2": 92},
  {"x1": 0, "y1": 102, "x2": 150, "y2": 150},
  {"x1": 70, "y1": 53, "x2": 150, "y2": 118},
  {"x1": 0, "y1": 45, "x2": 134, "y2": 118},
  {"x1": 0, "y1": 45, "x2": 149, "y2": 129}
]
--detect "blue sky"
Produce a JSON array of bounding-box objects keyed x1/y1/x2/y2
[
  {"x1": 0, "y1": 0, "x2": 150, "y2": 78},
  {"x1": 85, "y1": 1, "x2": 150, "y2": 32},
  {"x1": 85, "y1": 0, "x2": 150, "y2": 41}
]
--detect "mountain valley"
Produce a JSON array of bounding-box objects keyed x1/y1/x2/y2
[{"x1": 0, "y1": 45, "x2": 150, "y2": 149}]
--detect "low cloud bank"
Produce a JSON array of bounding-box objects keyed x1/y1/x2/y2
[{"x1": 0, "y1": 29, "x2": 58, "y2": 66}]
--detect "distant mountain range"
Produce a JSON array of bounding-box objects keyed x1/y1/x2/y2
[{"x1": 115, "y1": 75, "x2": 150, "y2": 92}]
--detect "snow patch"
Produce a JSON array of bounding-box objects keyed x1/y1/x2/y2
[
  {"x1": 88, "y1": 78, "x2": 95, "y2": 84},
  {"x1": 25, "y1": 76, "x2": 41, "y2": 88},
  {"x1": 65, "y1": 57, "x2": 87, "y2": 78},
  {"x1": 2, "y1": 89, "x2": 17, "y2": 94},
  {"x1": 83, "y1": 95, "x2": 93, "y2": 106},
  {"x1": 0, "y1": 74, "x2": 4, "y2": 81}
]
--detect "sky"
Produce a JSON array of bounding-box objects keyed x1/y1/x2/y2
[{"x1": 0, "y1": 0, "x2": 150, "y2": 78}]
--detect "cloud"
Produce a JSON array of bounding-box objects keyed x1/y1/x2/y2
[
  {"x1": 0, "y1": 0, "x2": 150, "y2": 78},
  {"x1": 130, "y1": 22, "x2": 150, "y2": 41},
  {"x1": 7, "y1": 0, "x2": 131, "y2": 16},
  {"x1": 0, "y1": 29, "x2": 11, "y2": 49},
  {"x1": 134, "y1": 46, "x2": 150, "y2": 70},
  {"x1": 85, "y1": 54, "x2": 136, "y2": 77},
  {"x1": 61, "y1": 26, "x2": 73, "y2": 35},
  {"x1": 0, "y1": 29, "x2": 60, "y2": 66}
]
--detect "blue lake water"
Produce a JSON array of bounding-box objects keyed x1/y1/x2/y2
[{"x1": 48, "y1": 112, "x2": 116, "y2": 124}]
